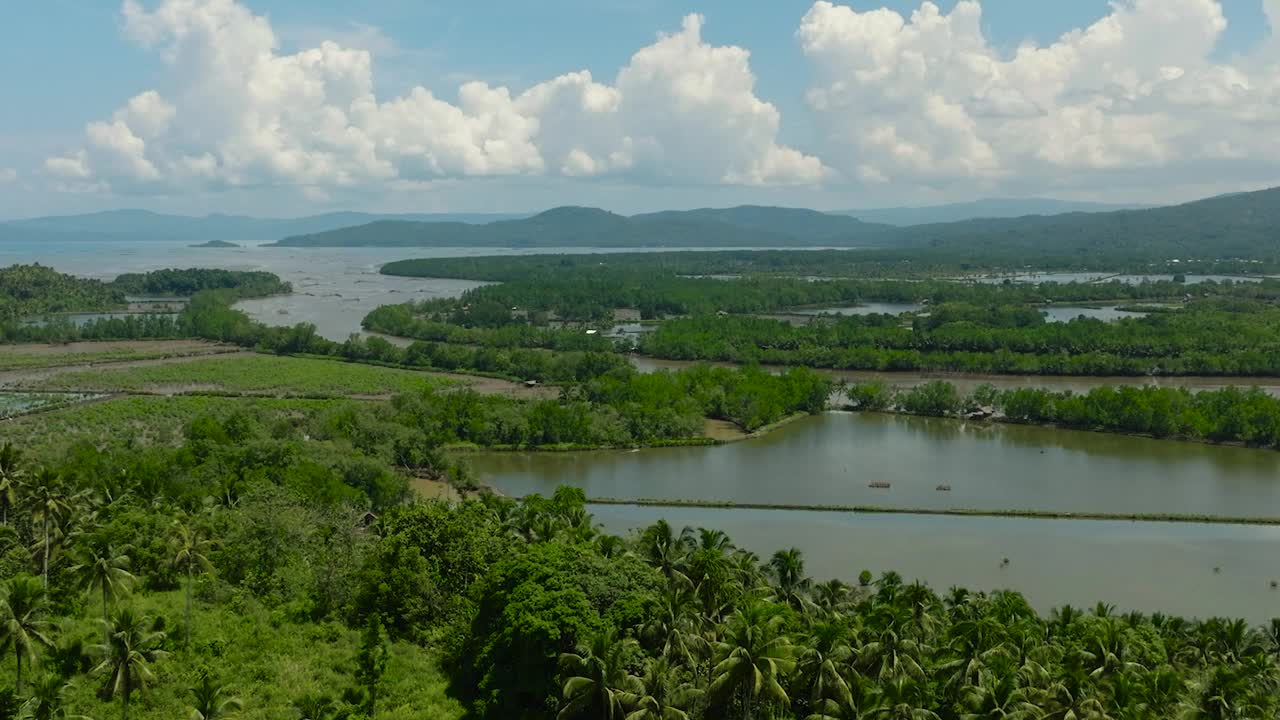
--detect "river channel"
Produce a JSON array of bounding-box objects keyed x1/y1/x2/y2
[{"x1": 464, "y1": 412, "x2": 1280, "y2": 621}]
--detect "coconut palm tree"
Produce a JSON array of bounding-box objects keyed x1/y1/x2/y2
[
  {"x1": 0, "y1": 574, "x2": 54, "y2": 693},
  {"x1": 91, "y1": 606, "x2": 168, "y2": 720},
  {"x1": 794, "y1": 621, "x2": 855, "y2": 713},
  {"x1": 767, "y1": 548, "x2": 814, "y2": 614},
  {"x1": 625, "y1": 658, "x2": 703, "y2": 720},
  {"x1": 70, "y1": 543, "x2": 135, "y2": 644},
  {"x1": 292, "y1": 694, "x2": 341, "y2": 720},
  {"x1": 20, "y1": 674, "x2": 91, "y2": 720},
  {"x1": 1178, "y1": 664, "x2": 1268, "y2": 720},
  {"x1": 639, "y1": 520, "x2": 691, "y2": 588},
  {"x1": 960, "y1": 667, "x2": 1039, "y2": 720},
  {"x1": 170, "y1": 521, "x2": 214, "y2": 649},
  {"x1": 188, "y1": 669, "x2": 243, "y2": 720},
  {"x1": 558, "y1": 627, "x2": 644, "y2": 720},
  {"x1": 28, "y1": 469, "x2": 74, "y2": 588},
  {"x1": 641, "y1": 586, "x2": 708, "y2": 670},
  {"x1": 0, "y1": 442, "x2": 24, "y2": 527},
  {"x1": 871, "y1": 678, "x2": 940, "y2": 720},
  {"x1": 707, "y1": 599, "x2": 795, "y2": 720}
]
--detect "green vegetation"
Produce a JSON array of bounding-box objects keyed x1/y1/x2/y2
[
  {"x1": 1, "y1": 266, "x2": 291, "y2": 343},
  {"x1": 643, "y1": 300, "x2": 1280, "y2": 376},
  {"x1": 0, "y1": 392, "x2": 102, "y2": 420},
  {"x1": 8, "y1": 430, "x2": 1276, "y2": 720},
  {"x1": 847, "y1": 380, "x2": 1280, "y2": 447},
  {"x1": 20, "y1": 355, "x2": 443, "y2": 398},
  {"x1": 0, "y1": 265, "x2": 120, "y2": 319},
  {"x1": 376, "y1": 256, "x2": 1270, "y2": 323},
  {"x1": 0, "y1": 343, "x2": 229, "y2": 371}
]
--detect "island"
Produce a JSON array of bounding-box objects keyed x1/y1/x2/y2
[{"x1": 189, "y1": 239, "x2": 240, "y2": 248}]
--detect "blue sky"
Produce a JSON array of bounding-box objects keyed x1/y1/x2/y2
[{"x1": 2, "y1": 1, "x2": 1278, "y2": 217}]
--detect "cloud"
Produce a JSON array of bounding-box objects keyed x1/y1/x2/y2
[
  {"x1": 45, "y1": 0, "x2": 820, "y2": 196},
  {"x1": 797, "y1": 0, "x2": 1280, "y2": 193}
]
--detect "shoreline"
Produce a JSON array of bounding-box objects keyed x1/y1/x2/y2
[{"x1": 583, "y1": 497, "x2": 1280, "y2": 526}]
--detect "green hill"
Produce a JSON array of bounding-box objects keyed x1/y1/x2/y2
[{"x1": 270, "y1": 205, "x2": 842, "y2": 248}]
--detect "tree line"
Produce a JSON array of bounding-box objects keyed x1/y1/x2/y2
[
  {"x1": 847, "y1": 380, "x2": 1280, "y2": 447},
  {"x1": 642, "y1": 301, "x2": 1280, "y2": 376}
]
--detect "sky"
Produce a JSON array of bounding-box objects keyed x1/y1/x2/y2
[{"x1": 1, "y1": 0, "x2": 1279, "y2": 218}]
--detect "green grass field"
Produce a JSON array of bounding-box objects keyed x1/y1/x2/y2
[
  {"x1": 0, "y1": 589, "x2": 462, "y2": 720},
  {"x1": 20, "y1": 354, "x2": 442, "y2": 397},
  {"x1": 2, "y1": 395, "x2": 354, "y2": 458}
]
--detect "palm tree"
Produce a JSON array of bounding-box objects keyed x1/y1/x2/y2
[
  {"x1": 28, "y1": 469, "x2": 73, "y2": 588},
  {"x1": 641, "y1": 586, "x2": 708, "y2": 670},
  {"x1": 960, "y1": 668, "x2": 1038, "y2": 720},
  {"x1": 91, "y1": 606, "x2": 169, "y2": 720},
  {"x1": 0, "y1": 442, "x2": 24, "y2": 527},
  {"x1": 1179, "y1": 664, "x2": 1268, "y2": 720},
  {"x1": 0, "y1": 574, "x2": 54, "y2": 693},
  {"x1": 708, "y1": 599, "x2": 795, "y2": 720},
  {"x1": 20, "y1": 674, "x2": 92, "y2": 720},
  {"x1": 625, "y1": 659, "x2": 703, "y2": 720},
  {"x1": 189, "y1": 669, "x2": 243, "y2": 720},
  {"x1": 794, "y1": 621, "x2": 854, "y2": 713},
  {"x1": 558, "y1": 627, "x2": 644, "y2": 720},
  {"x1": 70, "y1": 543, "x2": 135, "y2": 644},
  {"x1": 767, "y1": 548, "x2": 813, "y2": 613},
  {"x1": 170, "y1": 521, "x2": 214, "y2": 649},
  {"x1": 872, "y1": 678, "x2": 940, "y2": 720},
  {"x1": 292, "y1": 694, "x2": 341, "y2": 720},
  {"x1": 639, "y1": 520, "x2": 691, "y2": 588}
]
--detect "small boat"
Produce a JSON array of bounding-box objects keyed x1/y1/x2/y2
[
  {"x1": 936, "y1": 484, "x2": 952, "y2": 492},
  {"x1": 869, "y1": 482, "x2": 891, "y2": 489}
]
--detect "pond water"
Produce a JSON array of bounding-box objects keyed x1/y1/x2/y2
[
  {"x1": 792, "y1": 302, "x2": 924, "y2": 316},
  {"x1": 0, "y1": 391, "x2": 103, "y2": 418},
  {"x1": 968, "y1": 272, "x2": 1264, "y2": 285},
  {"x1": 468, "y1": 412, "x2": 1280, "y2": 517},
  {"x1": 465, "y1": 412, "x2": 1280, "y2": 620},
  {"x1": 1039, "y1": 306, "x2": 1149, "y2": 322},
  {"x1": 588, "y1": 504, "x2": 1280, "y2": 622}
]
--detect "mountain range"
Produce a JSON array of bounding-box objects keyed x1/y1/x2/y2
[
  {"x1": 0, "y1": 210, "x2": 526, "y2": 244},
  {"x1": 2, "y1": 197, "x2": 1158, "y2": 246},
  {"x1": 270, "y1": 187, "x2": 1280, "y2": 266}
]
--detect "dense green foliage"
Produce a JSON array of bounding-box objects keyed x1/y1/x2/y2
[
  {"x1": 0, "y1": 265, "x2": 120, "y2": 319},
  {"x1": 849, "y1": 380, "x2": 1280, "y2": 447},
  {"x1": 0, "y1": 266, "x2": 291, "y2": 344},
  {"x1": 110, "y1": 269, "x2": 287, "y2": 298},
  {"x1": 643, "y1": 300, "x2": 1280, "y2": 376}
]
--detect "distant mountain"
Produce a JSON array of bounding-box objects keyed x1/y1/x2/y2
[
  {"x1": 2, "y1": 209, "x2": 527, "y2": 243},
  {"x1": 274, "y1": 205, "x2": 890, "y2": 248},
  {"x1": 633, "y1": 206, "x2": 888, "y2": 240},
  {"x1": 874, "y1": 185, "x2": 1280, "y2": 265},
  {"x1": 841, "y1": 198, "x2": 1156, "y2": 226}
]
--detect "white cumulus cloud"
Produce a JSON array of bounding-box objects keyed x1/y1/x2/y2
[
  {"x1": 797, "y1": 0, "x2": 1280, "y2": 194},
  {"x1": 45, "y1": 0, "x2": 821, "y2": 196}
]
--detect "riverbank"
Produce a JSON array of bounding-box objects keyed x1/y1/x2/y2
[{"x1": 585, "y1": 497, "x2": 1280, "y2": 526}]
